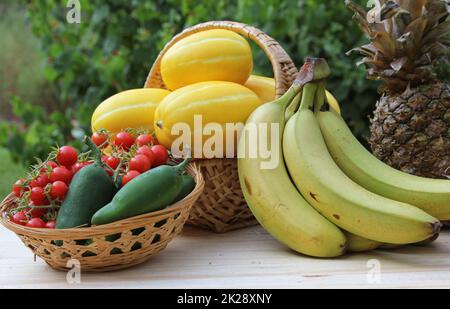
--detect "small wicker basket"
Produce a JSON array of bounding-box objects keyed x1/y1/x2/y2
[
  {"x1": 145, "y1": 21, "x2": 297, "y2": 233},
  {"x1": 0, "y1": 163, "x2": 204, "y2": 272}
]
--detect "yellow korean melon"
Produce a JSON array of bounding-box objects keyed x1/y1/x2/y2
[
  {"x1": 154, "y1": 81, "x2": 262, "y2": 158},
  {"x1": 244, "y1": 75, "x2": 276, "y2": 103},
  {"x1": 91, "y1": 88, "x2": 170, "y2": 133},
  {"x1": 161, "y1": 29, "x2": 253, "y2": 90}
]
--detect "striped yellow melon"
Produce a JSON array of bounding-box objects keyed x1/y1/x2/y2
[
  {"x1": 245, "y1": 75, "x2": 342, "y2": 114},
  {"x1": 91, "y1": 88, "x2": 170, "y2": 133},
  {"x1": 244, "y1": 75, "x2": 276, "y2": 103},
  {"x1": 154, "y1": 81, "x2": 261, "y2": 158},
  {"x1": 161, "y1": 29, "x2": 253, "y2": 90}
]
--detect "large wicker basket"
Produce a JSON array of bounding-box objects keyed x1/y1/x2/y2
[
  {"x1": 0, "y1": 163, "x2": 204, "y2": 272},
  {"x1": 145, "y1": 21, "x2": 297, "y2": 233}
]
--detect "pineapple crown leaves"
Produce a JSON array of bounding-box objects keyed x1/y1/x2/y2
[{"x1": 346, "y1": 0, "x2": 450, "y2": 94}]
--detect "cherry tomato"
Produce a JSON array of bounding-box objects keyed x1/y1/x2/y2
[
  {"x1": 45, "y1": 220, "x2": 56, "y2": 229},
  {"x1": 50, "y1": 181, "x2": 68, "y2": 200},
  {"x1": 41, "y1": 161, "x2": 58, "y2": 173},
  {"x1": 56, "y1": 146, "x2": 78, "y2": 167},
  {"x1": 122, "y1": 170, "x2": 141, "y2": 186},
  {"x1": 11, "y1": 211, "x2": 28, "y2": 226},
  {"x1": 30, "y1": 187, "x2": 49, "y2": 206},
  {"x1": 30, "y1": 174, "x2": 50, "y2": 188},
  {"x1": 136, "y1": 134, "x2": 153, "y2": 146},
  {"x1": 114, "y1": 132, "x2": 135, "y2": 150},
  {"x1": 106, "y1": 156, "x2": 120, "y2": 170},
  {"x1": 50, "y1": 166, "x2": 72, "y2": 184},
  {"x1": 46, "y1": 161, "x2": 58, "y2": 169},
  {"x1": 129, "y1": 154, "x2": 151, "y2": 173},
  {"x1": 26, "y1": 218, "x2": 46, "y2": 228},
  {"x1": 136, "y1": 146, "x2": 156, "y2": 166},
  {"x1": 71, "y1": 161, "x2": 91, "y2": 174},
  {"x1": 12, "y1": 179, "x2": 28, "y2": 198},
  {"x1": 92, "y1": 132, "x2": 108, "y2": 148},
  {"x1": 29, "y1": 205, "x2": 47, "y2": 218},
  {"x1": 151, "y1": 145, "x2": 169, "y2": 166}
]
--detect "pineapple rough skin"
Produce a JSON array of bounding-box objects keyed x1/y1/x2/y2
[{"x1": 370, "y1": 82, "x2": 450, "y2": 179}]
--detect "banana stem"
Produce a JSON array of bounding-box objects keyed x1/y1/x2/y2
[
  {"x1": 313, "y1": 83, "x2": 327, "y2": 115},
  {"x1": 278, "y1": 86, "x2": 300, "y2": 111},
  {"x1": 292, "y1": 58, "x2": 330, "y2": 88},
  {"x1": 285, "y1": 92, "x2": 302, "y2": 121},
  {"x1": 298, "y1": 83, "x2": 319, "y2": 111},
  {"x1": 278, "y1": 57, "x2": 331, "y2": 111}
]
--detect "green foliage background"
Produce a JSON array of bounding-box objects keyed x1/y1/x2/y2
[
  {"x1": 4, "y1": 0, "x2": 447, "y2": 165},
  {"x1": 28, "y1": 0, "x2": 378, "y2": 134}
]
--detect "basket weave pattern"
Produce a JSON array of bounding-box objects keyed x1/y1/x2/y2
[
  {"x1": 145, "y1": 21, "x2": 297, "y2": 233},
  {"x1": 188, "y1": 159, "x2": 257, "y2": 233},
  {"x1": 0, "y1": 164, "x2": 204, "y2": 272}
]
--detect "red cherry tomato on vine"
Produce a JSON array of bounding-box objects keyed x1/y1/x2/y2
[
  {"x1": 56, "y1": 146, "x2": 78, "y2": 167},
  {"x1": 122, "y1": 170, "x2": 141, "y2": 186},
  {"x1": 29, "y1": 205, "x2": 47, "y2": 218},
  {"x1": 129, "y1": 155, "x2": 151, "y2": 173},
  {"x1": 114, "y1": 132, "x2": 135, "y2": 150},
  {"x1": 136, "y1": 134, "x2": 153, "y2": 147},
  {"x1": 45, "y1": 220, "x2": 56, "y2": 229},
  {"x1": 91, "y1": 132, "x2": 108, "y2": 148},
  {"x1": 50, "y1": 181, "x2": 68, "y2": 200},
  {"x1": 106, "y1": 156, "x2": 120, "y2": 170},
  {"x1": 50, "y1": 166, "x2": 72, "y2": 184},
  {"x1": 30, "y1": 174, "x2": 50, "y2": 188},
  {"x1": 151, "y1": 145, "x2": 169, "y2": 166},
  {"x1": 26, "y1": 218, "x2": 46, "y2": 228},
  {"x1": 136, "y1": 146, "x2": 156, "y2": 166},
  {"x1": 41, "y1": 161, "x2": 58, "y2": 173},
  {"x1": 46, "y1": 161, "x2": 58, "y2": 169},
  {"x1": 12, "y1": 179, "x2": 28, "y2": 198},
  {"x1": 71, "y1": 161, "x2": 91, "y2": 174},
  {"x1": 30, "y1": 187, "x2": 49, "y2": 206},
  {"x1": 11, "y1": 211, "x2": 28, "y2": 226}
]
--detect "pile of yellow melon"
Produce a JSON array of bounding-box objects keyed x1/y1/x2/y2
[{"x1": 91, "y1": 29, "x2": 339, "y2": 157}]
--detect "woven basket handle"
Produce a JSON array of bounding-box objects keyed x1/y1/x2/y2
[{"x1": 144, "y1": 20, "x2": 297, "y2": 99}]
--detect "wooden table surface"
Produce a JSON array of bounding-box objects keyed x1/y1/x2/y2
[{"x1": 1, "y1": 224, "x2": 449, "y2": 289}]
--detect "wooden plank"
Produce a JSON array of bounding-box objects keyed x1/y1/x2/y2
[{"x1": 1, "y1": 224, "x2": 449, "y2": 288}]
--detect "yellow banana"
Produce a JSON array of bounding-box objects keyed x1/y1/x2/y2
[
  {"x1": 344, "y1": 231, "x2": 382, "y2": 253},
  {"x1": 283, "y1": 78, "x2": 441, "y2": 244},
  {"x1": 379, "y1": 234, "x2": 439, "y2": 250},
  {"x1": 237, "y1": 59, "x2": 347, "y2": 257},
  {"x1": 315, "y1": 100, "x2": 450, "y2": 221}
]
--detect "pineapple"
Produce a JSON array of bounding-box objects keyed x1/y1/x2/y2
[{"x1": 346, "y1": 0, "x2": 450, "y2": 179}]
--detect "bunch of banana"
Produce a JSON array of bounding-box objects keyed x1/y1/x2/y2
[
  {"x1": 315, "y1": 97, "x2": 450, "y2": 221},
  {"x1": 238, "y1": 58, "x2": 445, "y2": 258},
  {"x1": 237, "y1": 59, "x2": 347, "y2": 258}
]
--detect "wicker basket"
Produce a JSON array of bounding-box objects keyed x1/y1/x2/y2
[
  {"x1": 0, "y1": 163, "x2": 204, "y2": 272},
  {"x1": 145, "y1": 21, "x2": 297, "y2": 233}
]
